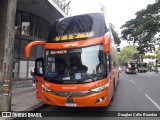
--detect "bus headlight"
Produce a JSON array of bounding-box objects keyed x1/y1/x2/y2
[
  {"x1": 90, "y1": 83, "x2": 109, "y2": 93},
  {"x1": 42, "y1": 85, "x2": 52, "y2": 92}
]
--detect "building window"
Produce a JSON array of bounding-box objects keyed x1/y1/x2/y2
[
  {"x1": 19, "y1": 61, "x2": 27, "y2": 78},
  {"x1": 46, "y1": 23, "x2": 51, "y2": 39},
  {"x1": 30, "y1": 46, "x2": 37, "y2": 61},
  {"x1": 20, "y1": 40, "x2": 28, "y2": 59},
  {"x1": 38, "y1": 18, "x2": 44, "y2": 38},
  {"x1": 36, "y1": 45, "x2": 44, "y2": 58},
  {"x1": 15, "y1": 11, "x2": 21, "y2": 35},
  {"x1": 30, "y1": 15, "x2": 38, "y2": 37},
  {"x1": 21, "y1": 12, "x2": 30, "y2": 36},
  {"x1": 15, "y1": 11, "x2": 51, "y2": 39},
  {"x1": 14, "y1": 39, "x2": 20, "y2": 59}
]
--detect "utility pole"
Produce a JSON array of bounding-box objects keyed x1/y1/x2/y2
[
  {"x1": 140, "y1": 54, "x2": 142, "y2": 62},
  {"x1": 156, "y1": 59, "x2": 158, "y2": 73},
  {"x1": 0, "y1": 0, "x2": 17, "y2": 111}
]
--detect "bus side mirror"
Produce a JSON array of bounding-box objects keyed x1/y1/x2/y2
[
  {"x1": 103, "y1": 33, "x2": 110, "y2": 53},
  {"x1": 25, "y1": 41, "x2": 46, "y2": 58}
]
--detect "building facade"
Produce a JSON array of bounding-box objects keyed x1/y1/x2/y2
[{"x1": 13, "y1": 0, "x2": 70, "y2": 79}]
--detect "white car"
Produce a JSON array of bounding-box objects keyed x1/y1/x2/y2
[{"x1": 119, "y1": 66, "x2": 122, "y2": 73}]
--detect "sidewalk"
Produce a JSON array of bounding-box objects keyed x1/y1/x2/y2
[
  {"x1": 152, "y1": 71, "x2": 160, "y2": 75},
  {"x1": 11, "y1": 79, "x2": 44, "y2": 111}
]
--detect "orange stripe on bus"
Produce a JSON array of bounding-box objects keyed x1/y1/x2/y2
[{"x1": 44, "y1": 37, "x2": 104, "y2": 49}]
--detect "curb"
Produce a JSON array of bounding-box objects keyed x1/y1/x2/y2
[{"x1": 25, "y1": 102, "x2": 46, "y2": 112}]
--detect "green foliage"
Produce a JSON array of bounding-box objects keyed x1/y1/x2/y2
[
  {"x1": 156, "y1": 52, "x2": 160, "y2": 64},
  {"x1": 118, "y1": 45, "x2": 139, "y2": 65},
  {"x1": 109, "y1": 23, "x2": 121, "y2": 45},
  {"x1": 155, "y1": 46, "x2": 160, "y2": 64},
  {"x1": 144, "y1": 55, "x2": 156, "y2": 59},
  {"x1": 121, "y1": 1, "x2": 160, "y2": 53},
  {"x1": 157, "y1": 46, "x2": 160, "y2": 51}
]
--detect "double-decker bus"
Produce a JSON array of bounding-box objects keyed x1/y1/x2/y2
[
  {"x1": 25, "y1": 13, "x2": 119, "y2": 107},
  {"x1": 125, "y1": 60, "x2": 137, "y2": 74}
]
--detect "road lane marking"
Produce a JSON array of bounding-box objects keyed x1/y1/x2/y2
[
  {"x1": 145, "y1": 94, "x2": 160, "y2": 111},
  {"x1": 130, "y1": 80, "x2": 135, "y2": 84}
]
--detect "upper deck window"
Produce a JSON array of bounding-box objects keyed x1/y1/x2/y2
[{"x1": 47, "y1": 13, "x2": 107, "y2": 42}]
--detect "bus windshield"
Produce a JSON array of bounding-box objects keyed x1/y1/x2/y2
[
  {"x1": 127, "y1": 63, "x2": 137, "y2": 68},
  {"x1": 138, "y1": 63, "x2": 147, "y2": 67},
  {"x1": 45, "y1": 45, "x2": 106, "y2": 83}
]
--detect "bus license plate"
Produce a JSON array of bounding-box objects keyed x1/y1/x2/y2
[{"x1": 66, "y1": 103, "x2": 77, "y2": 107}]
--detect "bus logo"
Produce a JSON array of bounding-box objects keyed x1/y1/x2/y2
[
  {"x1": 67, "y1": 92, "x2": 72, "y2": 98},
  {"x1": 63, "y1": 42, "x2": 78, "y2": 47}
]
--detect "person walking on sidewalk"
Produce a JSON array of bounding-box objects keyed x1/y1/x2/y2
[{"x1": 31, "y1": 67, "x2": 35, "y2": 85}]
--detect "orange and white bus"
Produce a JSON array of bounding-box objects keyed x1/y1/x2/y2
[
  {"x1": 125, "y1": 60, "x2": 137, "y2": 74},
  {"x1": 25, "y1": 13, "x2": 119, "y2": 107}
]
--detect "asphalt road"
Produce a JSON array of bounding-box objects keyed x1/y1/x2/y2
[{"x1": 26, "y1": 71, "x2": 160, "y2": 120}]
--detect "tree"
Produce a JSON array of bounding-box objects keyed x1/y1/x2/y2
[
  {"x1": 156, "y1": 52, "x2": 160, "y2": 64},
  {"x1": 121, "y1": 1, "x2": 160, "y2": 53},
  {"x1": 118, "y1": 45, "x2": 139, "y2": 65},
  {"x1": 109, "y1": 23, "x2": 121, "y2": 45},
  {"x1": 155, "y1": 46, "x2": 160, "y2": 64},
  {"x1": 144, "y1": 55, "x2": 156, "y2": 59}
]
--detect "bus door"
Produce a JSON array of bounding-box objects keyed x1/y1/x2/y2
[{"x1": 35, "y1": 57, "x2": 44, "y2": 101}]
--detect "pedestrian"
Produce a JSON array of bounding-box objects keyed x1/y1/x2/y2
[{"x1": 31, "y1": 67, "x2": 35, "y2": 85}]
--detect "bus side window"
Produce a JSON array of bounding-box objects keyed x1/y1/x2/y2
[{"x1": 106, "y1": 53, "x2": 111, "y2": 74}]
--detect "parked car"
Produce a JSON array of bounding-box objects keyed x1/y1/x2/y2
[{"x1": 119, "y1": 66, "x2": 122, "y2": 73}]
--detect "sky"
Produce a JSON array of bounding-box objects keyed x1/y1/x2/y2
[{"x1": 68, "y1": 0, "x2": 156, "y2": 48}]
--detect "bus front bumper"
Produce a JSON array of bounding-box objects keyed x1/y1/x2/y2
[{"x1": 42, "y1": 89, "x2": 110, "y2": 107}]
